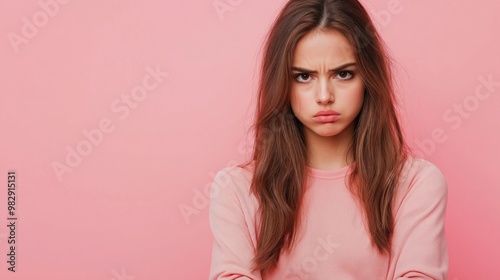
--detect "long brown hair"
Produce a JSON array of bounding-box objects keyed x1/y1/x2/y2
[{"x1": 238, "y1": 0, "x2": 410, "y2": 273}]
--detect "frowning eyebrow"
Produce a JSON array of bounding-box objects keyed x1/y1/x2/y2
[{"x1": 291, "y1": 62, "x2": 357, "y2": 73}]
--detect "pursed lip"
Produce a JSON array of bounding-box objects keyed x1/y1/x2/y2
[{"x1": 314, "y1": 110, "x2": 340, "y2": 117}]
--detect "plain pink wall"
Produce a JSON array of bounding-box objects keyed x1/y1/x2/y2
[{"x1": 0, "y1": 0, "x2": 498, "y2": 279}]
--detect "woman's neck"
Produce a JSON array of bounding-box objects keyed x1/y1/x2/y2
[{"x1": 305, "y1": 125, "x2": 354, "y2": 171}]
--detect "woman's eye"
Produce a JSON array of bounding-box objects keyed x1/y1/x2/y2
[
  {"x1": 295, "y1": 73, "x2": 311, "y2": 83},
  {"x1": 336, "y1": 71, "x2": 354, "y2": 80}
]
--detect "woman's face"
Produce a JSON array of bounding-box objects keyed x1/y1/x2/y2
[{"x1": 290, "y1": 28, "x2": 365, "y2": 141}]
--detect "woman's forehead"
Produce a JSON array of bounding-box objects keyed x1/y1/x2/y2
[{"x1": 293, "y1": 29, "x2": 356, "y2": 68}]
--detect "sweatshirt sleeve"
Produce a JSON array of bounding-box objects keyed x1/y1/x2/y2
[
  {"x1": 208, "y1": 167, "x2": 262, "y2": 280},
  {"x1": 387, "y1": 162, "x2": 449, "y2": 280}
]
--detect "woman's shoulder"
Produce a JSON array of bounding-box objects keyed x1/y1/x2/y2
[
  {"x1": 211, "y1": 160, "x2": 255, "y2": 197},
  {"x1": 210, "y1": 161, "x2": 260, "y2": 218},
  {"x1": 400, "y1": 156, "x2": 447, "y2": 184},
  {"x1": 215, "y1": 160, "x2": 255, "y2": 180},
  {"x1": 395, "y1": 156, "x2": 448, "y2": 209}
]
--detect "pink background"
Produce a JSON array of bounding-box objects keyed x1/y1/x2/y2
[{"x1": 0, "y1": 0, "x2": 499, "y2": 279}]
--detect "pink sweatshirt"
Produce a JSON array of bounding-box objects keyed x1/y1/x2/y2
[{"x1": 209, "y1": 157, "x2": 448, "y2": 279}]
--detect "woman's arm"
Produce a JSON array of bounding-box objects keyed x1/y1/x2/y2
[
  {"x1": 387, "y1": 161, "x2": 449, "y2": 280},
  {"x1": 208, "y1": 167, "x2": 262, "y2": 280}
]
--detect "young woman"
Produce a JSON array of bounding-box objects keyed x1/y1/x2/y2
[{"x1": 209, "y1": 0, "x2": 448, "y2": 279}]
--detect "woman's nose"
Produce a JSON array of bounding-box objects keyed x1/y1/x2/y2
[{"x1": 316, "y1": 78, "x2": 334, "y2": 104}]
